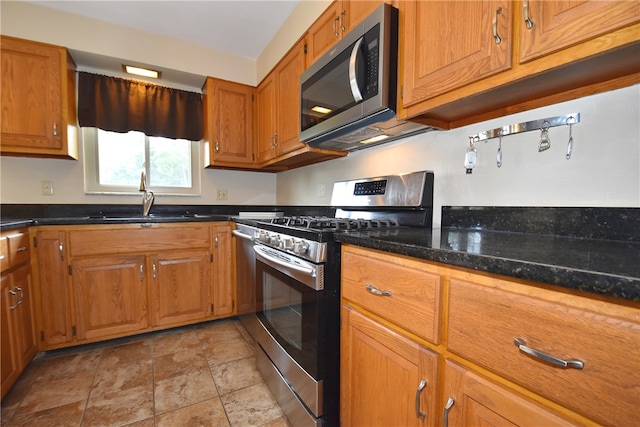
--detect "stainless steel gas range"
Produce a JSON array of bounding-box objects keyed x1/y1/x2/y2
[{"x1": 234, "y1": 170, "x2": 434, "y2": 427}]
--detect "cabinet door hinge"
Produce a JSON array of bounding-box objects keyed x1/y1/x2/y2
[
  {"x1": 68, "y1": 265, "x2": 72, "y2": 275},
  {"x1": 40, "y1": 331, "x2": 44, "y2": 341},
  {"x1": 210, "y1": 253, "x2": 214, "y2": 263},
  {"x1": 33, "y1": 237, "x2": 38, "y2": 248},
  {"x1": 401, "y1": 85, "x2": 404, "y2": 100},
  {"x1": 72, "y1": 325, "x2": 76, "y2": 336},
  {"x1": 252, "y1": 94, "x2": 255, "y2": 102},
  {"x1": 304, "y1": 43, "x2": 308, "y2": 54},
  {"x1": 211, "y1": 304, "x2": 214, "y2": 314},
  {"x1": 232, "y1": 300, "x2": 235, "y2": 309}
]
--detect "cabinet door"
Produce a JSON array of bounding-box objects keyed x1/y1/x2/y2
[
  {"x1": 213, "y1": 225, "x2": 234, "y2": 318},
  {"x1": 34, "y1": 230, "x2": 73, "y2": 347},
  {"x1": 275, "y1": 38, "x2": 307, "y2": 156},
  {"x1": 150, "y1": 251, "x2": 211, "y2": 327},
  {"x1": 10, "y1": 266, "x2": 37, "y2": 370},
  {"x1": 72, "y1": 255, "x2": 147, "y2": 340},
  {"x1": 307, "y1": 1, "x2": 342, "y2": 66},
  {"x1": 342, "y1": 1, "x2": 389, "y2": 35},
  {"x1": 341, "y1": 305, "x2": 438, "y2": 427},
  {"x1": 1, "y1": 36, "x2": 62, "y2": 151},
  {"x1": 442, "y1": 360, "x2": 577, "y2": 426},
  {"x1": 402, "y1": 0, "x2": 512, "y2": 105},
  {"x1": 203, "y1": 77, "x2": 254, "y2": 167},
  {"x1": 519, "y1": 0, "x2": 640, "y2": 63},
  {"x1": 255, "y1": 73, "x2": 277, "y2": 163},
  {"x1": 1, "y1": 275, "x2": 19, "y2": 400}
]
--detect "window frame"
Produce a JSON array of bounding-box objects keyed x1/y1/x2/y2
[{"x1": 82, "y1": 127, "x2": 202, "y2": 196}]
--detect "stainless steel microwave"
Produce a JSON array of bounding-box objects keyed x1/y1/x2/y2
[{"x1": 300, "y1": 4, "x2": 433, "y2": 151}]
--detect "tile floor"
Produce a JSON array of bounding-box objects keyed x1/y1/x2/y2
[{"x1": 1, "y1": 318, "x2": 291, "y2": 427}]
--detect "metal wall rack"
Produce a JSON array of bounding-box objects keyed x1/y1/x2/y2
[{"x1": 465, "y1": 113, "x2": 580, "y2": 173}]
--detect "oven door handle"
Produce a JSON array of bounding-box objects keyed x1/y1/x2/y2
[
  {"x1": 232, "y1": 229, "x2": 254, "y2": 241},
  {"x1": 253, "y1": 245, "x2": 317, "y2": 278}
]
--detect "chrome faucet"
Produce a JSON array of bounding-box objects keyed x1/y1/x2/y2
[{"x1": 139, "y1": 168, "x2": 154, "y2": 216}]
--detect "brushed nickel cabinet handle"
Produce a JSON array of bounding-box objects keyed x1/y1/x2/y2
[
  {"x1": 493, "y1": 6, "x2": 502, "y2": 44},
  {"x1": 215, "y1": 140, "x2": 220, "y2": 152},
  {"x1": 59, "y1": 242, "x2": 64, "y2": 260},
  {"x1": 139, "y1": 265, "x2": 144, "y2": 281},
  {"x1": 15, "y1": 286, "x2": 24, "y2": 305},
  {"x1": 442, "y1": 397, "x2": 455, "y2": 427},
  {"x1": 53, "y1": 123, "x2": 58, "y2": 137},
  {"x1": 365, "y1": 283, "x2": 392, "y2": 296},
  {"x1": 523, "y1": 0, "x2": 534, "y2": 29},
  {"x1": 340, "y1": 10, "x2": 346, "y2": 32},
  {"x1": 9, "y1": 289, "x2": 19, "y2": 310},
  {"x1": 514, "y1": 338, "x2": 584, "y2": 369},
  {"x1": 333, "y1": 15, "x2": 340, "y2": 38},
  {"x1": 17, "y1": 246, "x2": 27, "y2": 252},
  {"x1": 415, "y1": 379, "x2": 426, "y2": 420},
  {"x1": 152, "y1": 264, "x2": 157, "y2": 280}
]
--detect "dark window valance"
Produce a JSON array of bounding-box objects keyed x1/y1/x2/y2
[{"x1": 78, "y1": 71, "x2": 203, "y2": 141}]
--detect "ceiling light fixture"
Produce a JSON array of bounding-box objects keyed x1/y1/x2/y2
[{"x1": 123, "y1": 65, "x2": 161, "y2": 79}]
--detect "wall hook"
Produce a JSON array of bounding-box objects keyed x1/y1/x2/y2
[
  {"x1": 538, "y1": 121, "x2": 551, "y2": 152},
  {"x1": 566, "y1": 116, "x2": 576, "y2": 160}
]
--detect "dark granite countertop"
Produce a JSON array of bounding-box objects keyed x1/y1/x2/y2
[{"x1": 336, "y1": 207, "x2": 640, "y2": 302}]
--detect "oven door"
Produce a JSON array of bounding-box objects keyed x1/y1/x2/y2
[{"x1": 254, "y1": 244, "x2": 325, "y2": 381}]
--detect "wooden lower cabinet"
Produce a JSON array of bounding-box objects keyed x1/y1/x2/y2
[
  {"x1": 212, "y1": 224, "x2": 234, "y2": 318},
  {"x1": 151, "y1": 250, "x2": 211, "y2": 327},
  {"x1": 442, "y1": 360, "x2": 577, "y2": 426},
  {"x1": 0, "y1": 237, "x2": 38, "y2": 398},
  {"x1": 33, "y1": 229, "x2": 73, "y2": 347},
  {"x1": 31, "y1": 222, "x2": 235, "y2": 350},
  {"x1": 72, "y1": 255, "x2": 147, "y2": 341},
  {"x1": 341, "y1": 304, "x2": 438, "y2": 427},
  {"x1": 340, "y1": 244, "x2": 640, "y2": 426}
]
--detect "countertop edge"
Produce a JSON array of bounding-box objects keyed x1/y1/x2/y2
[{"x1": 335, "y1": 232, "x2": 640, "y2": 302}]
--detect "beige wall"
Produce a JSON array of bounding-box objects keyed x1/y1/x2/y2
[{"x1": 276, "y1": 85, "x2": 640, "y2": 226}]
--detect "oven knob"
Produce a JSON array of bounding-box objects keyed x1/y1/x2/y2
[
  {"x1": 270, "y1": 234, "x2": 281, "y2": 246},
  {"x1": 293, "y1": 240, "x2": 309, "y2": 255},
  {"x1": 282, "y1": 238, "x2": 294, "y2": 250},
  {"x1": 257, "y1": 231, "x2": 269, "y2": 243}
]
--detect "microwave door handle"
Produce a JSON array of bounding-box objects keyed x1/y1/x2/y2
[{"x1": 348, "y1": 37, "x2": 365, "y2": 103}]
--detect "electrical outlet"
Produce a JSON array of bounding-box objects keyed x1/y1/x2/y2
[
  {"x1": 317, "y1": 184, "x2": 326, "y2": 198},
  {"x1": 41, "y1": 180, "x2": 54, "y2": 196},
  {"x1": 216, "y1": 188, "x2": 228, "y2": 200}
]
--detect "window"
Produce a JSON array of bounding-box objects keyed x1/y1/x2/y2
[{"x1": 83, "y1": 128, "x2": 201, "y2": 195}]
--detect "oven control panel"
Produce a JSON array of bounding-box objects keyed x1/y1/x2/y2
[{"x1": 354, "y1": 179, "x2": 387, "y2": 196}]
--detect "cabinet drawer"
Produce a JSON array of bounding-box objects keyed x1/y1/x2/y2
[
  {"x1": 342, "y1": 246, "x2": 442, "y2": 344},
  {"x1": 0, "y1": 237, "x2": 8, "y2": 272},
  {"x1": 69, "y1": 225, "x2": 211, "y2": 257},
  {"x1": 447, "y1": 278, "x2": 640, "y2": 426},
  {"x1": 1, "y1": 230, "x2": 30, "y2": 272}
]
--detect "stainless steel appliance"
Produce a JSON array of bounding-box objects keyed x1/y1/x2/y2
[
  {"x1": 300, "y1": 4, "x2": 436, "y2": 152},
  {"x1": 243, "y1": 171, "x2": 435, "y2": 427}
]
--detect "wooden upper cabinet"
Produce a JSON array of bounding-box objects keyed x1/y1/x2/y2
[
  {"x1": 402, "y1": 0, "x2": 512, "y2": 105},
  {"x1": 274, "y1": 38, "x2": 307, "y2": 156},
  {"x1": 400, "y1": 0, "x2": 640, "y2": 129},
  {"x1": 519, "y1": 0, "x2": 640, "y2": 63},
  {"x1": 0, "y1": 36, "x2": 78, "y2": 159},
  {"x1": 255, "y1": 72, "x2": 278, "y2": 164},
  {"x1": 256, "y1": 38, "x2": 307, "y2": 164},
  {"x1": 202, "y1": 77, "x2": 255, "y2": 168},
  {"x1": 307, "y1": 1, "x2": 343, "y2": 66},
  {"x1": 307, "y1": 1, "x2": 391, "y2": 66}
]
